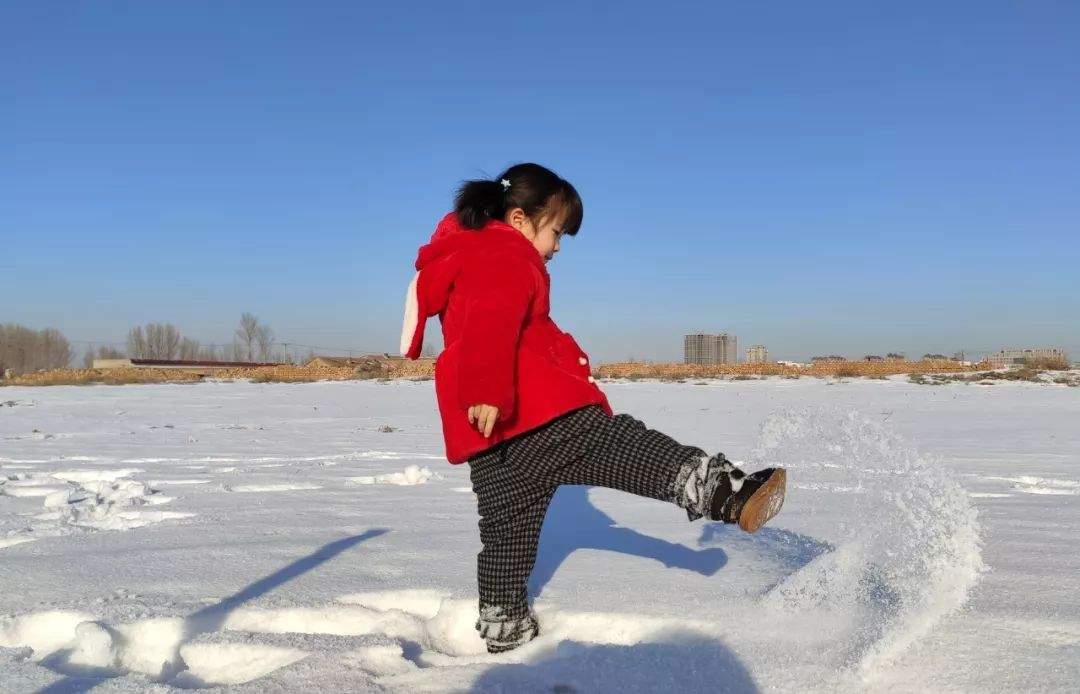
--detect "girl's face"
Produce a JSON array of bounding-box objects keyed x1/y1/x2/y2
[{"x1": 505, "y1": 208, "x2": 565, "y2": 263}]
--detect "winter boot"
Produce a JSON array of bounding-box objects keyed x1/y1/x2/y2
[
  {"x1": 674, "y1": 453, "x2": 786, "y2": 532},
  {"x1": 710, "y1": 466, "x2": 787, "y2": 532},
  {"x1": 476, "y1": 604, "x2": 540, "y2": 654}
]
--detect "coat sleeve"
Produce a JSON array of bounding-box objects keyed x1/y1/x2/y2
[{"x1": 456, "y1": 253, "x2": 536, "y2": 417}]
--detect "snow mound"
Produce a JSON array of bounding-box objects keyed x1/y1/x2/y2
[
  {"x1": 0, "y1": 611, "x2": 95, "y2": 658},
  {"x1": 1, "y1": 473, "x2": 68, "y2": 498},
  {"x1": 0, "y1": 611, "x2": 308, "y2": 687},
  {"x1": 347, "y1": 465, "x2": 438, "y2": 486},
  {"x1": 175, "y1": 642, "x2": 309, "y2": 686},
  {"x1": 42, "y1": 477, "x2": 190, "y2": 531},
  {"x1": 343, "y1": 643, "x2": 418, "y2": 676}
]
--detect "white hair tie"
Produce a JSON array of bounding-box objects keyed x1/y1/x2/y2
[{"x1": 500, "y1": 178, "x2": 511, "y2": 190}]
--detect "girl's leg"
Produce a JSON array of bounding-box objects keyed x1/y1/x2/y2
[
  {"x1": 501, "y1": 405, "x2": 718, "y2": 520},
  {"x1": 469, "y1": 446, "x2": 556, "y2": 652}
]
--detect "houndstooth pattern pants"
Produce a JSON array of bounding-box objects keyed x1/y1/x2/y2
[{"x1": 467, "y1": 404, "x2": 708, "y2": 626}]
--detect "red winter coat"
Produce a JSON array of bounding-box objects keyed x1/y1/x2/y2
[{"x1": 400, "y1": 212, "x2": 613, "y2": 464}]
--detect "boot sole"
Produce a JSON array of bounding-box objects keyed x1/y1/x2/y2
[{"x1": 738, "y1": 468, "x2": 786, "y2": 533}]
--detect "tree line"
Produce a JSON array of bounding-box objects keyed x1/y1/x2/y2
[
  {"x1": 119, "y1": 313, "x2": 280, "y2": 363},
  {"x1": 2, "y1": 313, "x2": 306, "y2": 377},
  {"x1": 0, "y1": 324, "x2": 74, "y2": 377}
]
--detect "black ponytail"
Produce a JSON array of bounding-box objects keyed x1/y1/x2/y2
[
  {"x1": 454, "y1": 179, "x2": 507, "y2": 230},
  {"x1": 454, "y1": 162, "x2": 584, "y2": 235}
]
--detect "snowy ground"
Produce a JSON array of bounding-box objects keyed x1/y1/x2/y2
[{"x1": 1, "y1": 377, "x2": 1077, "y2": 693}]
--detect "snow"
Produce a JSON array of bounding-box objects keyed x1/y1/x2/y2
[
  {"x1": 0, "y1": 377, "x2": 1078, "y2": 692},
  {"x1": 347, "y1": 464, "x2": 439, "y2": 486},
  {"x1": 222, "y1": 483, "x2": 323, "y2": 493}
]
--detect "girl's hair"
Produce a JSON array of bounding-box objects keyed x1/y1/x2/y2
[{"x1": 454, "y1": 163, "x2": 583, "y2": 235}]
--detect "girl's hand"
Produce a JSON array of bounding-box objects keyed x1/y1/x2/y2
[{"x1": 467, "y1": 404, "x2": 501, "y2": 438}]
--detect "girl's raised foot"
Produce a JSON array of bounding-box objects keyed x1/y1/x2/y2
[{"x1": 711, "y1": 467, "x2": 787, "y2": 533}]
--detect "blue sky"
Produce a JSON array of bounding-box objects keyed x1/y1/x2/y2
[{"x1": 3, "y1": 1, "x2": 1078, "y2": 362}]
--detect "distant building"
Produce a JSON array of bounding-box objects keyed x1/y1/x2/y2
[
  {"x1": 811, "y1": 355, "x2": 847, "y2": 365},
  {"x1": 986, "y1": 348, "x2": 1068, "y2": 369},
  {"x1": 745, "y1": 345, "x2": 768, "y2": 364},
  {"x1": 886, "y1": 353, "x2": 906, "y2": 362},
  {"x1": 864, "y1": 355, "x2": 884, "y2": 363},
  {"x1": 684, "y1": 333, "x2": 738, "y2": 365}
]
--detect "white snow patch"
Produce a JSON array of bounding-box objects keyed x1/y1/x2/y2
[
  {"x1": 983, "y1": 475, "x2": 1080, "y2": 489},
  {"x1": 0, "y1": 536, "x2": 37, "y2": 549},
  {"x1": 336, "y1": 588, "x2": 449, "y2": 618},
  {"x1": 354, "y1": 450, "x2": 445, "y2": 461},
  {"x1": 223, "y1": 483, "x2": 322, "y2": 493},
  {"x1": 49, "y1": 468, "x2": 143, "y2": 483},
  {"x1": 1, "y1": 474, "x2": 69, "y2": 498},
  {"x1": 1016, "y1": 486, "x2": 1078, "y2": 496},
  {"x1": 0, "y1": 610, "x2": 94, "y2": 658},
  {"x1": 40, "y1": 478, "x2": 191, "y2": 530},
  {"x1": 347, "y1": 465, "x2": 438, "y2": 486},
  {"x1": 344, "y1": 643, "x2": 417, "y2": 676},
  {"x1": 176, "y1": 642, "x2": 309, "y2": 686}
]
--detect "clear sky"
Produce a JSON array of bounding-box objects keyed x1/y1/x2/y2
[{"x1": 3, "y1": 1, "x2": 1078, "y2": 363}]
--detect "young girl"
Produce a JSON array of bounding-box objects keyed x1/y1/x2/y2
[{"x1": 400, "y1": 163, "x2": 786, "y2": 654}]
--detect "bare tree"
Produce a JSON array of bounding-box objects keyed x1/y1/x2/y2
[
  {"x1": 234, "y1": 313, "x2": 260, "y2": 362},
  {"x1": 0, "y1": 323, "x2": 74, "y2": 375},
  {"x1": 127, "y1": 326, "x2": 147, "y2": 359},
  {"x1": 179, "y1": 338, "x2": 200, "y2": 360},
  {"x1": 256, "y1": 324, "x2": 274, "y2": 362},
  {"x1": 227, "y1": 341, "x2": 243, "y2": 362},
  {"x1": 197, "y1": 344, "x2": 220, "y2": 362},
  {"x1": 147, "y1": 323, "x2": 181, "y2": 360},
  {"x1": 128, "y1": 323, "x2": 182, "y2": 359},
  {"x1": 40, "y1": 329, "x2": 74, "y2": 369},
  {"x1": 234, "y1": 313, "x2": 275, "y2": 363}
]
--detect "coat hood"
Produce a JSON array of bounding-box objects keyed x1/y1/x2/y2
[{"x1": 399, "y1": 212, "x2": 546, "y2": 359}]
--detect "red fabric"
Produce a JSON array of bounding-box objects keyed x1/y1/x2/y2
[{"x1": 403, "y1": 212, "x2": 612, "y2": 464}]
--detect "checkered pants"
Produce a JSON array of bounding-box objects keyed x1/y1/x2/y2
[{"x1": 467, "y1": 404, "x2": 708, "y2": 637}]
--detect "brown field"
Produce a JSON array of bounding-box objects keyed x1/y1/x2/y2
[
  {"x1": 911, "y1": 369, "x2": 1080, "y2": 387},
  {"x1": 594, "y1": 359, "x2": 987, "y2": 380},
  {"x1": 1, "y1": 358, "x2": 437, "y2": 387},
  {"x1": 2, "y1": 357, "x2": 996, "y2": 387},
  {"x1": 2, "y1": 367, "x2": 206, "y2": 387},
  {"x1": 1023, "y1": 356, "x2": 1071, "y2": 371}
]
